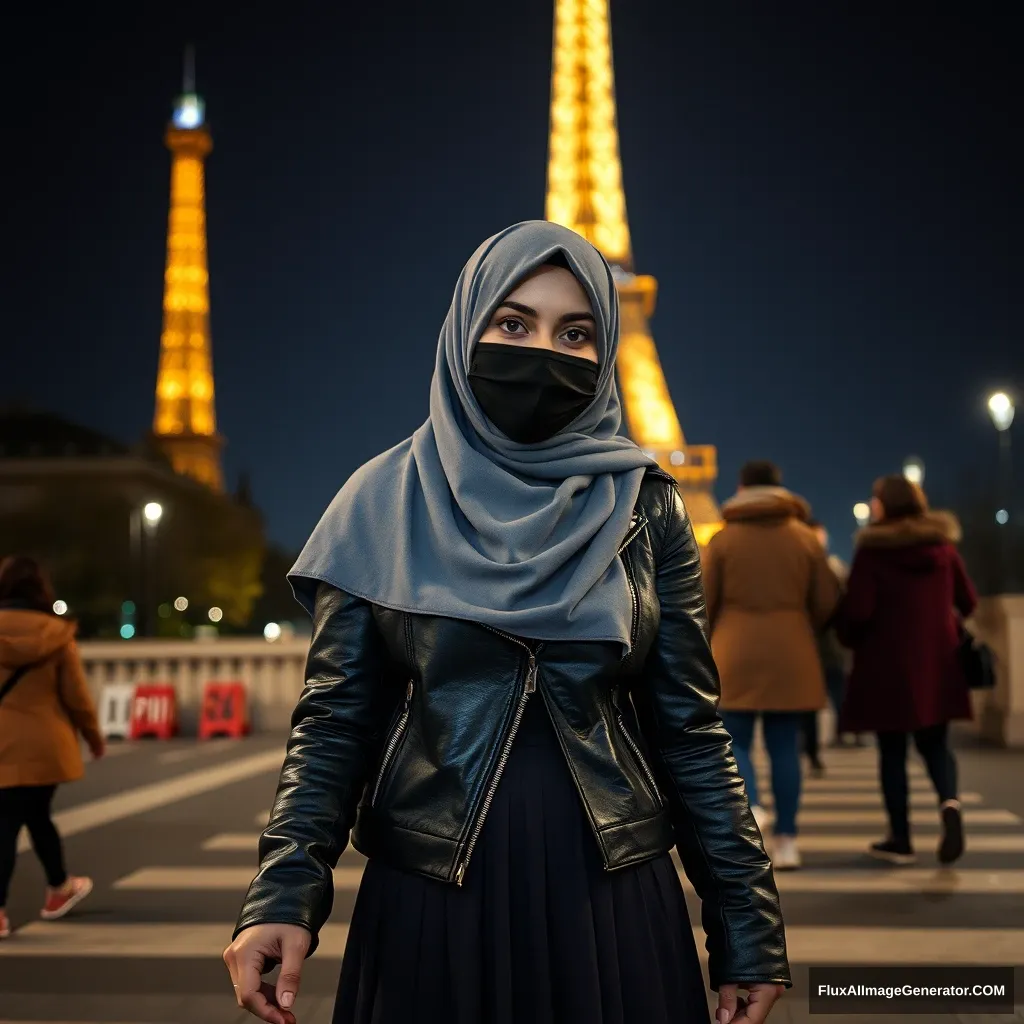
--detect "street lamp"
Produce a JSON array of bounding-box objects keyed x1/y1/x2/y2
[
  {"x1": 131, "y1": 500, "x2": 165, "y2": 638},
  {"x1": 903, "y1": 456, "x2": 925, "y2": 486},
  {"x1": 853, "y1": 502, "x2": 871, "y2": 527},
  {"x1": 988, "y1": 391, "x2": 1015, "y2": 432},
  {"x1": 987, "y1": 391, "x2": 1016, "y2": 591}
]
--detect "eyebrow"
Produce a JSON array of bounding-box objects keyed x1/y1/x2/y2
[{"x1": 497, "y1": 300, "x2": 596, "y2": 326}]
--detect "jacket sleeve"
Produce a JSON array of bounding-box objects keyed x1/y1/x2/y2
[
  {"x1": 57, "y1": 642, "x2": 103, "y2": 751},
  {"x1": 636, "y1": 481, "x2": 791, "y2": 991},
  {"x1": 233, "y1": 583, "x2": 393, "y2": 953},
  {"x1": 835, "y1": 550, "x2": 875, "y2": 648}
]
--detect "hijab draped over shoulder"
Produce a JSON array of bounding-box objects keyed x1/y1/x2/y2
[{"x1": 289, "y1": 221, "x2": 654, "y2": 651}]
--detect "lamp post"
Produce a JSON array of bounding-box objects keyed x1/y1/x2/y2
[
  {"x1": 987, "y1": 391, "x2": 1015, "y2": 591},
  {"x1": 131, "y1": 502, "x2": 164, "y2": 637}
]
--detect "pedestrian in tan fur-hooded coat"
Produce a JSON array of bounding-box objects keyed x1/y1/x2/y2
[{"x1": 701, "y1": 460, "x2": 841, "y2": 872}]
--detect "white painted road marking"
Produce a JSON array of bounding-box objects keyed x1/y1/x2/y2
[
  {"x1": 112, "y1": 864, "x2": 1024, "y2": 895},
  {"x1": 2, "y1": 922, "x2": 1023, "y2": 965},
  {"x1": 17, "y1": 750, "x2": 283, "y2": 854}
]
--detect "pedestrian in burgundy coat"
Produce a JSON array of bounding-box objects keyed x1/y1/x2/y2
[{"x1": 836, "y1": 474, "x2": 977, "y2": 867}]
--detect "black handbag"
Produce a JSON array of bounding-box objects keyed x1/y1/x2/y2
[{"x1": 958, "y1": 625, "x2": 996, "y2": 690}]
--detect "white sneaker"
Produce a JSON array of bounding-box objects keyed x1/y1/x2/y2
[{"x1": 772, "y1": 834, "x2": 802, "y2": 870}]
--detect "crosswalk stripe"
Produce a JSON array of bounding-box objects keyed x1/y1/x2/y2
[
  {"x1": 204, "y1": 830, "x2": 1024, "y2": 856},
  {"x1": 800, "y1": 777, "x2": 931, "y2": 789},
  {"x1": 771, "y1": 808, "x2": 1020, "y2": 825},
  {"x1": 760, "y1": 790, "x2": 982, "y2": 807},
  {"x1": 17, "y1": 750, "x2": 284, "y2": 855},
  {"x1": 112, "y1": 864, "x2": 1024, "y2": 896},
  {"x1": 2, "y1": 922, "x2": 1022, "y2": 964},
  {"x1": 759, "y1": 833, "x2": 1024, "y2": 853}
]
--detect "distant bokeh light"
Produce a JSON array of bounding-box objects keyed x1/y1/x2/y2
[
  {"x1": 53, "y1": 600, "x2": 68, "y2": 616},
  {"x1": 996, "y1": 509, "x2": 1009, "y2": 525},
  {"x1": 902, "y1": 456, "x2": 925, "y2": 485},
  {"x1": 853, "y1": 502, "x2": 871, "y2": 527},
  {"x1": 208, "y1": 607, "x2": 224, "y2": 623},
  {"x1": 120, "y1": 624, "x2": 136, "y2": 640},
  {"x1": 174, "y1": 596, "x2": 189, "y2": 612},
  {"x1": 264, "y1": 622, "x2": 282, "y2": 642}
]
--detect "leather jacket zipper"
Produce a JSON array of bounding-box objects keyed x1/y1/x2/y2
[
  {"x1": 621, "y1": 530, "x2": 641, "y2": 658},
  {"x1": 370, "y1": 679, "x2": 414, "y2": 807},
  {"x1": 616, "y1": 709, "x2": 661, "y2": 804},
  {"x1": 617, "y1": 511, "x2": 647, "y2": 556},
  {"x1": 456, "y1": 626, "x2": 539, "y2": 886}
]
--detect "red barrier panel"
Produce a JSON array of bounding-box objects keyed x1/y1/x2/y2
[
  {"x1": 129, "y1": 684, "x2": 179, "y2": 740},
  {"x1": 199, "y1": 681, "x2": 250, "y2": 740}
]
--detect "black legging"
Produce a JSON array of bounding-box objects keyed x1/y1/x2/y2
[
  {"x1": 0, "y1": 785, "x2": 67, "y2": 906},
  {"x1": 877, "y1": 724, "x2": 958, "y2": 842}
]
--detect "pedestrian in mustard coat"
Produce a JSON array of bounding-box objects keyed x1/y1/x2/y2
[
  {"x1": 702, "y1": 461, "x2": 841, "y2": 870},
  {"x1": 0, "y1": 556, "x2": 104, "y2": 939}
]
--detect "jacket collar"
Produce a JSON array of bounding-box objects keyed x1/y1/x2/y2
[
  {"x1": 855, "y1": 510, "x2": 961, "y2": 549},
  {"x1": 721, "y1": 486, "x2": 811, "y2": 524}
]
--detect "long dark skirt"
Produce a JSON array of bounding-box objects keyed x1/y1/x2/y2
[{"x1": 333, "y1": 697, "x2": 709, "y2": 1024}]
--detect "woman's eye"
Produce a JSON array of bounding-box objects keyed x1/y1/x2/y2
[
  {"x1": 562, "y1": 327, "x2": 590, "y2": 345},
  {"x1": 500, "y1": 317, "x2": 526, "y2": 335}
]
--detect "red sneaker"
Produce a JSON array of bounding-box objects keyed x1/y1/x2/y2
[
  {"x1": 0, "y1": 909, "x2": 10, "y2": 938},
  {"x1": 40, "y1": 876, "x2": 93, "y2": 920}
]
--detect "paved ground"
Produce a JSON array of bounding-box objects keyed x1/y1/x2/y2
[{"x1": 0, "y1": 731, "x2": 1022, "y2": 1023}]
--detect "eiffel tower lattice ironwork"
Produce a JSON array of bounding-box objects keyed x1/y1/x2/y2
[
  {"x1": 544, "y1": 0, "x2": 721, "y2": 544},
  {"x1": 152, "y1": 46, "x2": 224, "y2": 492}
]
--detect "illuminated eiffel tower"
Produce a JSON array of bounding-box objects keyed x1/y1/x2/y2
[
  {"x1": 152, "y1": 47, "x2": 224, "y2": 492},
  {"x1": 544, "y1": 0, "x2": 721, "y2": 544}
]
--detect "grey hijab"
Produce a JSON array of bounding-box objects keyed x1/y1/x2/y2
[{"x1": 289, "y1": 220, "x2": 653, "y2": 651}]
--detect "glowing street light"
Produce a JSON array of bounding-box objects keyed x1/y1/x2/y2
[
  {"x1": 53, "y1": 600, "x2": 68, "y2": 616},
  {"x1": 143, "y1": 502, "x2": 164, "y2": 526},
  {"x1": 987, "y1": 391, "x2": 1016, "y2": 585},
  {"x1": 903, "y1": 456, "x2": 925, "y2": 486},
  {"x1": 988, "y1": 391, "x2": 1015, "y2": 432},
  {"x1": 264, "y1": 622, "x2": 282, "y2": 642},
  {"x1": 853, "y1": 502, "x2": 871, "y2": 527}
]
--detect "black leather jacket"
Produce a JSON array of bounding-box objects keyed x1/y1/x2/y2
[{"x1": 236, "y1": 469, "x2": 790, "y2": 989}]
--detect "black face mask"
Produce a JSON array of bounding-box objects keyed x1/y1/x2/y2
[{"x1": 468, "y1": 343, "x2": 599, "y2": 444}]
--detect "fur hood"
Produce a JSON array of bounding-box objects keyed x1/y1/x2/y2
[
  {"x1": 855, "y1": 510, "x2": 962, "y2": 549},
  {"x1": 721, "y1": 486, "x2": 812, "y2": 524}
]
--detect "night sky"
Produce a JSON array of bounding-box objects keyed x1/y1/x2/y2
[{"x1": 6, "y1": 3, "x2": 1021, "y2": 561}]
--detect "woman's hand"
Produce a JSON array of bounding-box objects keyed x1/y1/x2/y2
[
  {"x1": 223, "y1": 923, "x2": 311, "y2": 1023},
  {"x1": 717, "y1": 982, "x2": 785, "y2": 1022}
]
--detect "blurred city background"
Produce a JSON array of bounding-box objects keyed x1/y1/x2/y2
[{"x1": 1, "y1": 1, "x2": 1022, "y2": 1021}]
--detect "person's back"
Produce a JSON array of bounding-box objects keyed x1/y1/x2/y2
[
  {"x1": 702, "y1": 461, "x2": 842, "y2": 872},
  {"x1": 0, "y1": 607, "x2": 96, "y2": 788},
  {"x1": 704, "y1": 485, "x2": 841, "y2": 713},
  {"x1": 836, "y1": 474, "x2": 977, "y2": 867},
  {"x1": 839, "y1": 511, "x2": 975, "y2": 732},
  {"x1": 0, "y1": 556, "x2": 103, "y2": 939}
]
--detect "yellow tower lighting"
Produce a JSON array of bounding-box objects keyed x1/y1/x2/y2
[
  {"x1": 152, "y1": 46, "x2": 224, "y2": 492},
  {"x1": 544, "y1": 0, "x2": 722, "y2": 544}
]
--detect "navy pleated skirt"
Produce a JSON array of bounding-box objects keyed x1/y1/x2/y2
[{"x1": 334, "y1": 696, "x2": 709, "y2": 1024}]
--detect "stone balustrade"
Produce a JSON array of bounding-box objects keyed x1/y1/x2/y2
[
  {"x1": 968, "y1": 594, "x2": 1024, "y2": 748},
  {"x1": 78, "y1": 593, "x2": 1024, "y2": 747},
  {"x1": 78, "y1": 636, "x2": 310, "y2": 733}
]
